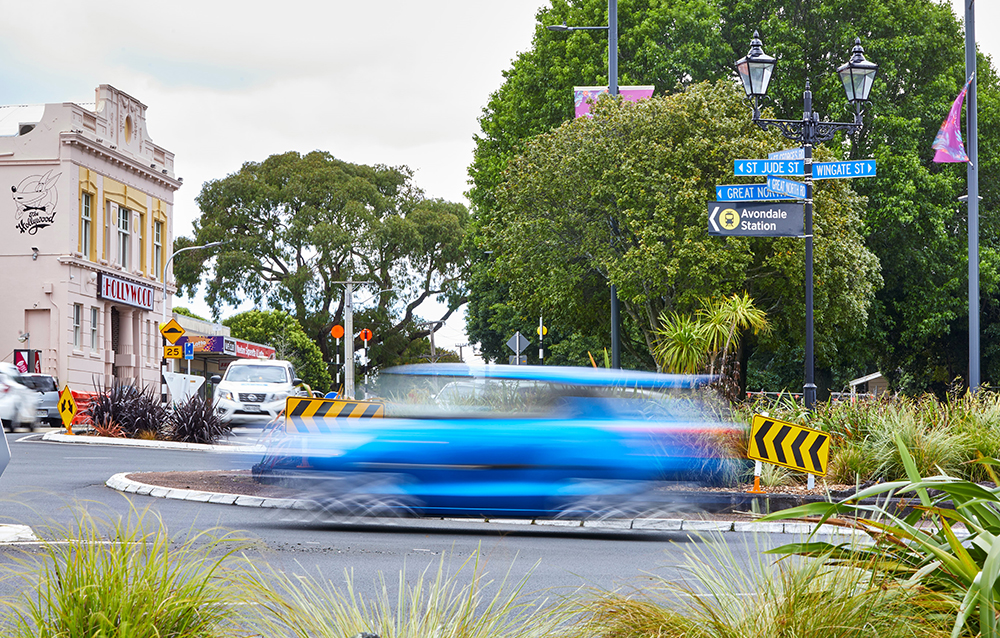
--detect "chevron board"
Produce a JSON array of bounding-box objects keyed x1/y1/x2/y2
[
  {"x1": 283, "y1": 396, "x2": 384, "y2": 434},
  {"x1": 747, "y1": 414, "x2": 830, "y2": 476}
]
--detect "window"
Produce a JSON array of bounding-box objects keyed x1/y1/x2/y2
[
  {"x1": 72, "y1": 304, "x2": 82, "y2": 348},
  {"x1": 153, "y1": 221, "x2": 163, "y2": 280},
  {"x1": 81, "y1": 193, "x2": 92, "y2": 258},
  {"x1": 138, "y1": 211, "x2": 146, "y2": 274},
  {"x1": 90, "y1": 307, "x2": 99, "y2": 350},
  {"x1": 117, "y1": 207, "x2": 130, "y2": 269}
]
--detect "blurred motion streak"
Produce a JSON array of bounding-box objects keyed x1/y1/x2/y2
[{"x1": 253, "y1": 365, "x2": 743, "y2": 520}]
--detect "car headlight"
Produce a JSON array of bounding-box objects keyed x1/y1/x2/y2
[{"x1": 219, "y1": 390, "x2": 235, "y2": 402}]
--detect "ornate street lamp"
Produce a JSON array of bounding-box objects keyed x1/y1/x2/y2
[{"x1": 735, "y1": 33, "x2": 877, "y2": 410}]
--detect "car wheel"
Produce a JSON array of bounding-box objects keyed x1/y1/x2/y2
[{"x1": 1, "y1": 420, "x2": 10, "y2": 433}]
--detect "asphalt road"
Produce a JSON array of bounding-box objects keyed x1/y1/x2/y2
[{"x1": 0, "y1": 430, "x2": 797, "y2": 603}]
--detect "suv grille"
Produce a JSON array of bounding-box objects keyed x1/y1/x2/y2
[{"x1": 239, "y1": 393, "x2": 267, "y2": 403}]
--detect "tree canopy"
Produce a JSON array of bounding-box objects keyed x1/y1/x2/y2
[
  {"x1": 175, "y1": 151, "x2": 470, "y2": 377},
  {"x1": 479, "y1": 82, "x2": 880, "y2": 378},
  {"x1": 468, "y1": 0, "x2": 1000, "y2": 395}
]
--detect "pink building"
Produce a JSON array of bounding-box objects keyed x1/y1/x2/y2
[{"x1": 0, "y1": 85, "x2": 180, "y2": 390}]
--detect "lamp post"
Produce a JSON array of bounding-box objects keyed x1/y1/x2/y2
[
  {"x1": 160, "y1": 241, "x2": 223, "y2": 402},
  {"x1": 548, "y1": 0, "x2": 621, "y2": 369},
  {"x1": 735, "y1": 32, "x2": 877, "y2": 410}
]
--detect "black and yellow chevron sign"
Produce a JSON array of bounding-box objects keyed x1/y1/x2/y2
[
  {"x1": 747, "y1": 414, "x2": 830, "y2": 476},
  {"x1": 283, "y1": 396, "x2": 384, "y2": 434}
]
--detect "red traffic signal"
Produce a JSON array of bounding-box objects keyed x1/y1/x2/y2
[{"x1": 359, "y1": 329, "x2": 373, "y2": 342}]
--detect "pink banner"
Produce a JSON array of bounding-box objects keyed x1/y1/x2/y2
[
  {"x1": 932, "y1": 75, "x2": 974, "y2": 163},
  {"x1": 574, "y1": 85, "x2": 655, "y2": 118}
]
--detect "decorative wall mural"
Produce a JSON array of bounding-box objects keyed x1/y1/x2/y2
[{"x1": 12, "y1": 170, "x2": 61, "y2": 234}]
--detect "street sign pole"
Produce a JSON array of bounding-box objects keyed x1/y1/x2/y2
[{"x1": 804, "y1": 122, "x2": 817, "y2": 411}]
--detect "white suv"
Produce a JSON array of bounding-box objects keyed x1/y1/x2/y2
[
  {"x1": 211, "y1": 359, "x2": 302, "y2": 425},
  {"x1": 0, "y1": 363, "x2": 39, "y2": 431}
]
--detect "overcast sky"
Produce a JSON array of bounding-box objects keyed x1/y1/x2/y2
[{"x1": 0, "y1": 0, "x2": 992, "y2": 360}]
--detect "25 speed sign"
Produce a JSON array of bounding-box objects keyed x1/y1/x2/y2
[{"x1": 164, "y1": 345, "x2": 182, "y2": 359}]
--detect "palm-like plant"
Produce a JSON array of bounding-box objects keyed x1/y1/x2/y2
[
  {"x1": 653, "y1": 293, "x2": 770, "y2": 380},
  {"x1": 653, "y1": 311, "x2": 706, "y2": 374}
]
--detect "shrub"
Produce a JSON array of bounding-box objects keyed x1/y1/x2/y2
[
  {"x1": 85, "y1": 377, "x2": 166, "y2": 438},
  {"x1": 564, "y1": 534, "x2": 948, "y2": 638},
  {"x1": 0, "y1": 504, "x2": 254, "y2": 637},
  {"x1": 240, "y1": 552, "x2": 562, "y2": 638},
  {"x1": 761, "y1": 436, "x2": 1000, "y2": 638},
  {"x1": 166, "y1": 394, "x2": 230, "y2": 444}
]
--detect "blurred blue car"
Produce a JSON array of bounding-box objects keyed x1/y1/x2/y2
[{"x1": 253, "y1": 364, "x2": 739, "y2": 519}]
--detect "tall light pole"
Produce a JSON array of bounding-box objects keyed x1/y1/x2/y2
[
  {"x1": 548, "y1": 0, "x2": 621, "y2": 369},
  {"x1": 736, "y1": 32, "x2": 877, "y2": 410},
  {"x1": 160, "y1": 241, "x2": 223, "y2": 402},
  {"x1": 964, "y1": 1, "x2": 980, "y2": 391}
]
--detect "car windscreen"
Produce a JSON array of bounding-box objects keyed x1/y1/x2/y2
[
  {"x1": 225, "y1": 365, "x2": 288, "y2": 384},
  {"x1": 21, "y1": 376, "x2": 56, "y2": 392}
]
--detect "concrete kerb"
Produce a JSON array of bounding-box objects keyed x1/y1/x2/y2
[
  {"x1": 104, "y1": 472, "x2": 872, "y2": 535},
  {"x1": 42, "y1": 432, "x2": 265, "y2": 454}
]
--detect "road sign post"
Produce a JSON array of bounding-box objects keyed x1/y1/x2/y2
[
  {"x1": 506, "y1": 332, "x2": 530, "y2": 365},
  {"x1": 58, "y1": 386, "x2": 77, "y2": 435}
]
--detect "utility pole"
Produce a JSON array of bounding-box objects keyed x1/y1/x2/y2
[
  {"x1": 332, "y1": 277, "x2": 374, "y2": 400},
  {"x1": 417, "y1": 321, "x2": 445, "y2": 363}
]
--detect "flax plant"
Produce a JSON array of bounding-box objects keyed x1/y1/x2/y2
[
  {"x1": 241, "y1": 551, "x2": 564, "y2": 638},
  {"x1": 760, "y1": 435, "x2": 1000, "y2": 638},
  {"x1": 564, "y1": 533, "x2": 947, "y2": 638},
  {"x1": 0, "y1": 503, "x2": 255, "y2": 638}
]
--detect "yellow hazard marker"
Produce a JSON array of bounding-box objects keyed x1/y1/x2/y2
[
  {"x1": 747, "y1": 414, "x2": 830, "y2": 476},
  {"x1": 283, "y1": 395, "x2": 385, "y2": 434},
  {"x1": 58, "y1": 386, "x2": 77, "y2": 435}
]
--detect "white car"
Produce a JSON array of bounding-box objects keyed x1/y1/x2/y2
[
  {"x1": 0, "y1": 363, "x2": 39, "y2": 431},
  {"x1": 211, "y1": 359, "x2": 303, "y2": 426}
]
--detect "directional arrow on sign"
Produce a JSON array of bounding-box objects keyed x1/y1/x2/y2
[{"x1": 747, "y1": 414, "x2": 830, "y2": 475}]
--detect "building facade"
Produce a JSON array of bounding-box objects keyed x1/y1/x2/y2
[{"x1": 0, "y1": 85, "x2": 180, "y2": 390}]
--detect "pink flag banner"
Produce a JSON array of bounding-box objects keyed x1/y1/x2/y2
[
  {"x1": 574, "y1": 85, "x2": 655, "y2": 118},
  {"x1": 932, "y1": 74, "x2": 975, "y2": 163}
]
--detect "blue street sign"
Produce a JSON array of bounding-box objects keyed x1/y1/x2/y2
[
  {"x1": 734, "y1": 159, "x2": 804, "y2": 176},
  {"x1": 768, "y1": 147, "x2": 804, "y2": 161},
  {"x1": 812, "y1": 160, "x2": 877, "y2": 179},
  {"x1": 766, "y1": 176, "x2": 807, "y2": 199},
  {"x1": 183, "y1": 342, "x2": 194, "y2": 360},
  {"x1": 715, "y1": 184, "x2": 793, "y2": 202}
]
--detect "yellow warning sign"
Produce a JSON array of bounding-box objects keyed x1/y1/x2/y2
[
  {"x1": 58, "y1": 386, "x2": 77, "y2": 433},
  {"x1": 747, "y1": 414, "x2": 830, "y2": 476},
  {"x1": 159, "y1": 318, "x2": 186, "y2": 345},
  {"x1": 284, "y1": 396, "x2": 384, "y2": 434},
  {"x1": 164, "y1": 345, "x2": 182, "y2": 359}
]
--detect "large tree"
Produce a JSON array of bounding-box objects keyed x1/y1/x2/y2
[
  {"x1": 175, "y1": 151, "x2": 470, "y2": 374},
  {"x1": 483, "y1": 82, "x2": 880, "y2": 378},
  {"x1": 469, "y1": 0, "x2": 1000, "y2": 394}
]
